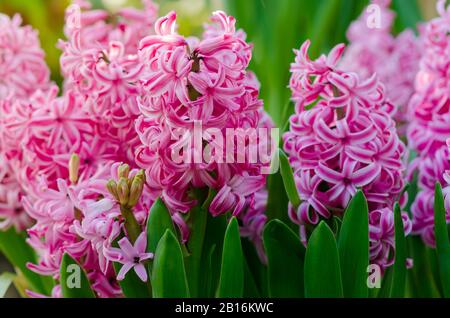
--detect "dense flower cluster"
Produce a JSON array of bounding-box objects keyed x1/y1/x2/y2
[
  {"x1": 24, "y1": 163, "x2": 153, "y2": 298},
  {"x1": 340, "y1": 0, "x2": 421, "y2": 132},
  {"x1": 0, "y1": 13, "x2": 52, "y2": 231},
  {"x1": 284, "y1": 40, "x2": 411, "y2": 269},
  {"x1": 0, "y1": 13, "x2": 50, "y2": 100},
  {"x1": 0, "y1": 0, "x2": 270, "y2": 297},
  {"x1": 0, "y1": 1, "x2": 160, "y2": 297},
  {"x1": 134, "y1": 10, "x2": 271, "y2": 240},
  {"x1": 409, "y1": 0, "x2": 450, "y2": 247},
  {"x1": 3, "y1": 0, "x2": 449, "y2": 299},
  {"x1": 59, "y1": 0, "x2": 159, "y2": 166}
]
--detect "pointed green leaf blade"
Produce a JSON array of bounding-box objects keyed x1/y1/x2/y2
[
  {"x1": 185, "y1": 205, "x2": 208, "y2": 297},
  {"x1": 113, "y1": 261, "x2": 151, "y2": 298},
  {"x1": 216, "y1": 217, "x2": 244, "y2": 298},
  {"x1": 407, "y1": 236, "x2": 441, "y2": 297},
  {"x1": 263, "y1": 219, "x2": 305, "y2": 297},
  {"x1": 338, "y1": 191, "x2": 369, "y2": 297},
  {"x1": 147, "y1": 198, "x2": 176, "y2": 254},
  {"x1": 60, "y1": 253, "x2": 95, "y2": 298},
  {"x1": 198, "y1": 214, "x2": 227, "y2": 297},
  {"x1": 279, "y1": 149, "x2": 301, "y2": 208},
  {"x1": 390, "y1": 203, "x2": 407, "y2": 297},
  {"x1": 305, "y1": 221, "x2": 343, "y2": 298},
  {"x1": 266, "y1": 171, "x2": 290, "y2": 225},
  {"x1": 0, "y1": 228, "x2": 53, "y2": 295},
  {"x1": 242, "y1": 239, "x2": 267, "y2": 297},
  {"x1": 434, "y1": 182, "x2": 450, "y2": 297},
  {"x1": 0, "y1": 272, "x2": 15, "y2": 298},
  {"x1": 377, "y1": 266, "x2": 393, "y2": 298},
  {"x1": 152, "y1": 230, "x2": 190, "y2": 298},
  {"x1": 243, "y1": 255, "x2": 261, "y2": 298}
]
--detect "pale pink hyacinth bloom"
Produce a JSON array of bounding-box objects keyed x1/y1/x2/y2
[
  {"x1": 408, "y1": 0, "x2": 450, "y2": 247},
  {"x1": 284, "y1": 40, "x2": 411, "y2": 269},
  {"x1": 59, "y1": 1, "x2": 157, "y2": 166},
  {"x1": 105, "y1": 232, "x2": 153, "y2": 282},
  {"x1": 340, "y1": 0, "x2": 421, "y2": 133},
  {"x1": 0, "y1": 1, "x2": 159, "y2": 297},
  {"x1": 408, "y1": 0, "x2": 450, "y2": 157},
  {"x1": 24, "y1": 162, "x2": 152, "y2": 296},
  {"x1": 0, "y1": 14, "x2": 51, "y2": 232},
  {"x1": 411, "y1": 146, "x2": 450, "y2": 247},
  {"x1": 0, "y1": 13, "x2": 50, "y2": 100},
  {"x1": 0, "y1": 181, "x2": 31, "y2": 231}
]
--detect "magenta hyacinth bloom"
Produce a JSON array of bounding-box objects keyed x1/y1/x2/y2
[
  {"x1": 239, "y1": 188, "x2": 268, "y2": 263},
  {"x1": 284, "y1": 40, "x2": 411, "y2": 269},
  {"x1": 408, "y1": 0, "x2": 450, "y2": 247},
  {"x1": 340, "y1": 0, "x2": 421, "y2": 132},
  {"x1": 134, "y1": 10, "x2": 271, "y2": 241},
  {"x1": 105, "y1": 232, "x2": 153, "y2": 282}
]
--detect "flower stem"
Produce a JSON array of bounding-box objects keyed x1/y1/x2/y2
[{"x1": 120, "y1": 205, "x2": 141, "y2": 243}]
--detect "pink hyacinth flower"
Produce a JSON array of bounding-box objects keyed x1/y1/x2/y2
[{"x1": 105, "y1": 232, "x2": 153, "y2": 282}]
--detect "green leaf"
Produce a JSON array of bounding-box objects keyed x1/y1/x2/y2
[
  {"x1": 147, "y1": 198, "x2": 176, "y2": 254},
  {"x1": 216, "y1": 217, "x2": 244, "y2": 298},
  {"x1": 111, "y1": 233, "x2": 151, "y2": 298},
  {"x1": 434, "y1": 182, "x2": 450, "y2": 297},
  {"x1": 263, "y1": 219, "x2": 305, "y2": 297},
  {"x1": 338, "y1": 191, "x2": 369, "y2": 297},
  {"x1": 198, "y1": 213, "x2": 227, "y2": 297},
  {"x1": 243, "y1": 256, "x2": 261, "y2": 298},
  {"x1": 152, "y1": 230, "x2": 190, "y2": 298},
  {"x1": 278, "y1": 149, "x2": 301, "y2": 208},
  {"x1": 0, "y1": 228, "x2": 53, "y2": 295},
  {"x1": 405, "y1": 170, "x2": 419, "y2": 217},
  {"x1": 185, "y1": 205, "x2": 208, "y2": 297},
  {"x1": 377, "y1": 266, "x2": 393, "y2": 298},
  {"x1": 331, "y1": 215, "x2": 343, "y2": 235},
  {"x1": 266, "y1": 171, "x2": 290, "y2": 225},
  {"x1": 113, "y1": 261, "x2": 151, "y2": 298},
  {"x1": 242, "y1": 239, "x2": 267, "y2": 297},
  {"x1": 202, "y1": 244, "x2": 216, "y2": 298},
  {"x1": 0, "y1": 272, "x2": 15, "y2": 298},
  {"x1": 60, "y1": 253, "x2": 95, "y2": 298},
  {"x1": 406, "y1": 236, "x2": 441, "y2": 297},
  {"x1": 305, "y1": 221, "x2": 343, "y2": 298},
  {"x1": 390, "y1": 203, "x2": 407, "y2": 297}
]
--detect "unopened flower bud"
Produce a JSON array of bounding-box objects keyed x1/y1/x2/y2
[
  {"x1": 128, "y1": 176, "x2": 144, "y2": 208},
  {"x1": 117, "y1": 164, "x2": 130, "y2": 179},
  {"x1": 107, "y1": 180, "x2": 119, "y2": 201},
  {"x1": 117, "y1": 177, "x2": 130, "y2": 205},
  {"x1": 69, "y1": 154, "x2": 80, "y2": 184},
  {"x1": 135, "y1": 169, "x2": 146, "y2": 183}
]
